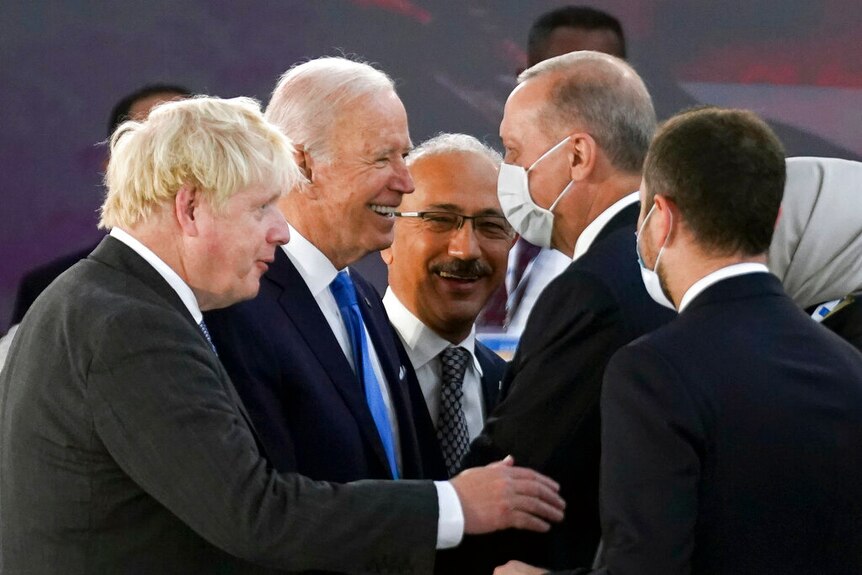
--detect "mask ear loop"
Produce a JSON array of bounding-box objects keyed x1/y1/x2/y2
[
  {"x1": 526, "y1": 136, "x2": 571, "y2": 173},
  {"x1": 652, "y1": 206, "x2": 674, "y2": 271},
  {"x1": 549, "y1": 180, "x2": 575, "y2": 212}
]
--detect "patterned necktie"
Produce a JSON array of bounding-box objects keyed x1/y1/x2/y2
[
  {"x1": 329, "y1": 271, "x2": 399, "y2": 479},
  {"x1": 198, "y1": 320, "x2": 218, "y2": 355},
  {"x1": 437, "y1": 346, "x2": 471, "y2": 476}
]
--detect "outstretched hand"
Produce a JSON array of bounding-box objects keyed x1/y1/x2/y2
[{"x1": 450, "y1": 455, "x2": 565, "y2": 534}]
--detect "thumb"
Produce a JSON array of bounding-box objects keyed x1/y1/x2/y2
[{"x1": 490, "y1": 454, "x2": 515, "y2": 468}]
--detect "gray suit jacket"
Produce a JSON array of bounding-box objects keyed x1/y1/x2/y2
[{"x1": 0, "y1": 236, "x2": 438, "y2": 574}]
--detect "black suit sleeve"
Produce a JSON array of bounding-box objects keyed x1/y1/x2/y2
[{"x1": 596, "y1": 343, "x2": 704, "y2": 575}]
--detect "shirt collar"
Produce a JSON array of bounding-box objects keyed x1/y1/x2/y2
[
  {"x1": 572, "y1": 191, "x2": 639, "y2": 261},
  {"x1": 678, "y1": 262, "x2": 770, "y2": 312},
  {"x1": 282, "y1": 223, "x2": 341, "y2": 295},
  {"x1": 109, "y1": 227, "x2": 203, "y2": 323},
  {"x1": 383, "y1": 288, "x2": 482, "y2": 375}
]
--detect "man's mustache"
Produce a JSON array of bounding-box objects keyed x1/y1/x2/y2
[{"x1": 431, "y1": 259, "x2": 492, "y2": 278}]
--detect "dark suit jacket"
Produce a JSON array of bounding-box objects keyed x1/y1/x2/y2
[
  {"x1": 0, "y1": 236, "x2": 438, "y2": 574},
  {"x1": 205, "y1": 249, "x2": 444, "y2": 483},
  {"x1": 586, "y1": 273, "x2": 862, "y2": 575},
  {"x1": 474, "y1": 340, "x2": 505, "y2": 414},
  {"x1": 817, "y1": 294, "x2": 862, "y2": 353},
  {"x1": 458, "y1": 203, "x2": 676, "y2": 573}
]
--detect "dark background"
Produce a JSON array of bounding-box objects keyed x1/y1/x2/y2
[{"x1": 2, "y1": 0, "x2": 860, "y2": 332}]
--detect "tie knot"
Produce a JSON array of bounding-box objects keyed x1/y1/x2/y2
[
  {"x1": 330, "y1": 270, "x2": 358, "y2": 309},
  {"x1": 441, "y1": 346, "x2": 470, "y2": 385}
]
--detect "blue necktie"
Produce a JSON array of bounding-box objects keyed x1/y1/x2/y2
[{"x1": 330, "y1": 271, "x2": 399, "y2": 479}]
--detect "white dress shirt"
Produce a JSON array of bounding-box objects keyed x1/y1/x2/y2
[
  {"x1": 284, "y1": 225, "x2": 464, "y2": 548},
  {"x1": 572, "y1": 191, "x2": 640, "y2": 261},
  {"x1": 505, "y1": 245, "x2": 571, "y2": 336},
  {"x1": 678, "y1": 263, "x2": 770, "y2": 312},
  {"x1": 383, "y1": 288, "x2": 486, "y2": 440}
]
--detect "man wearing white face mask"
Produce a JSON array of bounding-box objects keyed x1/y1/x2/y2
[{"x1": 458, "y1": 51, "x2": 676, "y2": 573}]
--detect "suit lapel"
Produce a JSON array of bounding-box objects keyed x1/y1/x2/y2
[
  {"x1": 475, "y1": 342, "x2": 505, "y2": 413},
  {"x1": 92, "y1": 237, "x2": 266, "y2": 448},
  {"x1": 265, "y1": 252, "x2": 393, "y2": 473}
]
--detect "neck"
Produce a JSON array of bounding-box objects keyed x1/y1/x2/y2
[
  {"x1": 281, "y1": 195, "x2": 362, "y2": 270},
  {"x1": 666, "y1": 249, "x2": 767, "y2": 308},
  {"x1": 553, "y1": 171, "x2": 640, "y2": 257}
]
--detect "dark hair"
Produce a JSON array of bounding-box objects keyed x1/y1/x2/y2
[
  {"x1": 643, "y1": 107, "x2": 786, "y2": 256},
  {"x1": 108, "y1": 84, "x2": 192, "y2": 138},
  {"x1": 527, "y1": 6, "x2": 626, "y2": 64}
]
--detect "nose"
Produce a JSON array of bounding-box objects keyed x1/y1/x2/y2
[
  {"x1": 448, "y1": 219, "x2": 482, "y2": 260},
  {"x1": 268, "y1": 211, "x2": 291, "y2": 245},
  {"x1": 390, "y1": 156, "x2": 415, "y2": 196}
]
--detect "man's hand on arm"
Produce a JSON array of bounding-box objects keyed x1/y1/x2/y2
[
  {"x1": 451, "y1": 455, "x2": 565, "y2": 534},
  {"x1": 494, "y1": 560, "x2": 550, "y2": 574}
]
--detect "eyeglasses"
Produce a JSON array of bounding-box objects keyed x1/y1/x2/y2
[{"x1": 394, "y1": 211, "x2": 515, "y2": 241}]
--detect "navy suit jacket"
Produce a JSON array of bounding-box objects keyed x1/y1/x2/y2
[
  {"x1": 205, "y1": 249, "x2": 443, "y2": 483},
  {"x1": 582, "y1": 272, "x2": 862, "y2": 575},
  {"x1": 474, "y1": 340, "x2": 505, "y2": 416},
  {"x1": 459, "y1": 203, "x2": 676, "y2": 573}
]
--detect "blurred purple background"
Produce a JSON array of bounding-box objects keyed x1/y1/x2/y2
[{"x1": 1, "y1": 0, "x2": 860, "y2": 331}]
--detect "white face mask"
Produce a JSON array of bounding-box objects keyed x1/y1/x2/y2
[
  {"x1": 497, "y1": 137, "x2": 574, "y2": 248},
  {"x1": 636, "y1": 203, "x2": 676, "y2": 310}
]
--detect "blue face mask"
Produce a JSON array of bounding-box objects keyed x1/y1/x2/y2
[{"x1": 636, "y1": 203, "x2": 676, "y2": 310}]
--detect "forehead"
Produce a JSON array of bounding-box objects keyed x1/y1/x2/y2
[
  {"x1": 500, "y1": 77, "x2": 555, "y2": 148},
  {"x1": 403, "y1": 151, "x2": 500, "y2": 212},
  {"x1": 329, "y1": 89, "x2": 411, "y2": 156}
]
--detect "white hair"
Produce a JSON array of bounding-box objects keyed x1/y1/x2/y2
[
  {"x1": 407, "y1": 133, "x2": 502, "y2": 169},
  {"x1": 265, "y1": 56, "x2": 395, "y2": 163},
  {"x1": 519, "y1": 50, "x2": 656, "y2": 173}
]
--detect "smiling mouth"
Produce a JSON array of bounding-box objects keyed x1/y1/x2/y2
[
  {"x1": 438, "y1": 271, "x2": 479, "y2": 281},
  {"x1": 370, "y1": 204, "x2": 397, "y2": 217}
]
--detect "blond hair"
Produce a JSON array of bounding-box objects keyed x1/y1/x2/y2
[{"x1": 100, "y1": 96, "x2": 301, "y2": 229}]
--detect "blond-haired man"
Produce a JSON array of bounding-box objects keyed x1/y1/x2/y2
[{"x1": 0, "y1": 96, "x2": 564, "y2": 573}]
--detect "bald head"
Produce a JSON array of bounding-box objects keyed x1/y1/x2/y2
[{"x1": 518, "y1": 51, "x2": 655, "y2": 174}]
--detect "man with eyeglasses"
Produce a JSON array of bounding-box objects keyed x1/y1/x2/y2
[{"x1": 381, "y1": 133, "x2": 515, "y2": 480}]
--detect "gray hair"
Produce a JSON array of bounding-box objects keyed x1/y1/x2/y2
[
  {"x1": 518, "y1": 50, "x2": 655, "y2": 173},
  {"x1": 407, "y1": 133, "x2": 502, "y2": 168},
  {"x1": 265, "y1": 56, "x2": 395, "y2": 163}
]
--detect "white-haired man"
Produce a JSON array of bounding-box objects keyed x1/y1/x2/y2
[
  {"x1": 382, "y1": 133, "x2": 514, "y2": 477},
  {"x1": 0, "y1": 96, "x2": 564, "y2": 573}
]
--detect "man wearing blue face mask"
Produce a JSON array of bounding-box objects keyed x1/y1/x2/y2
[{"x1": 458, "y1": 51, "x2": 676, "y2": 573}]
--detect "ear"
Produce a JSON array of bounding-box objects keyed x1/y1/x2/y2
[
  {"x1": 651, "y1": 194, "x2": 675, "y2": 243},
  {"x1": 567, "y1": 132, "x2": 597, "y2": 182},
  {"x1": 175, "y1": 183, "x2": 201, "y2": 237},
  {"x1": 294, "y1": 145, "x2": 314, "y2": 182},
  {"x1": 380, "y1": 246, "x2": 394, "y2": 266}
]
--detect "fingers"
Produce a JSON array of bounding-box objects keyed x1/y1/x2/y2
[
  {"x1": 506, "y1": 466, "x2": 560, "y2": 492},
  {"x1": 489, "y1": 454, "x2": 515, "y2": 468},
  {"x1": 511, "y1": 492, "x2": 565, "y2": 524}
]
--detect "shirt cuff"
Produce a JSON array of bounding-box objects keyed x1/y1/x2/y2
[{"x1": 434, "y1": 480, "x2": 465, "y2": 548}]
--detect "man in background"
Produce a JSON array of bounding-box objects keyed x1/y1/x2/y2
[
  {"x1": 0, "y1": 84, "x2": 190, "y2": 371},
  {"x1": 383, "y1": 133, "x2": 514, "y2": 477}
]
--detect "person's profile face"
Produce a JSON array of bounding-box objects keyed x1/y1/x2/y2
[
  {"x1": 308, "y1": 89, "x2": 414, "y2": 265},
  {"x1": 499, "y1": 77, "x2": 572, "y2": 211},
  {"x1": 191, "y1": 183, "x2": 289, "y2": 309},
  {"x1": 385, "y1": 151, "x2": 514, "y2": 340}
]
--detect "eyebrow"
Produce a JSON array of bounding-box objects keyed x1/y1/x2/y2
[{"x1": 425, "y1": 203, "x2": 505, "y2": 217}]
